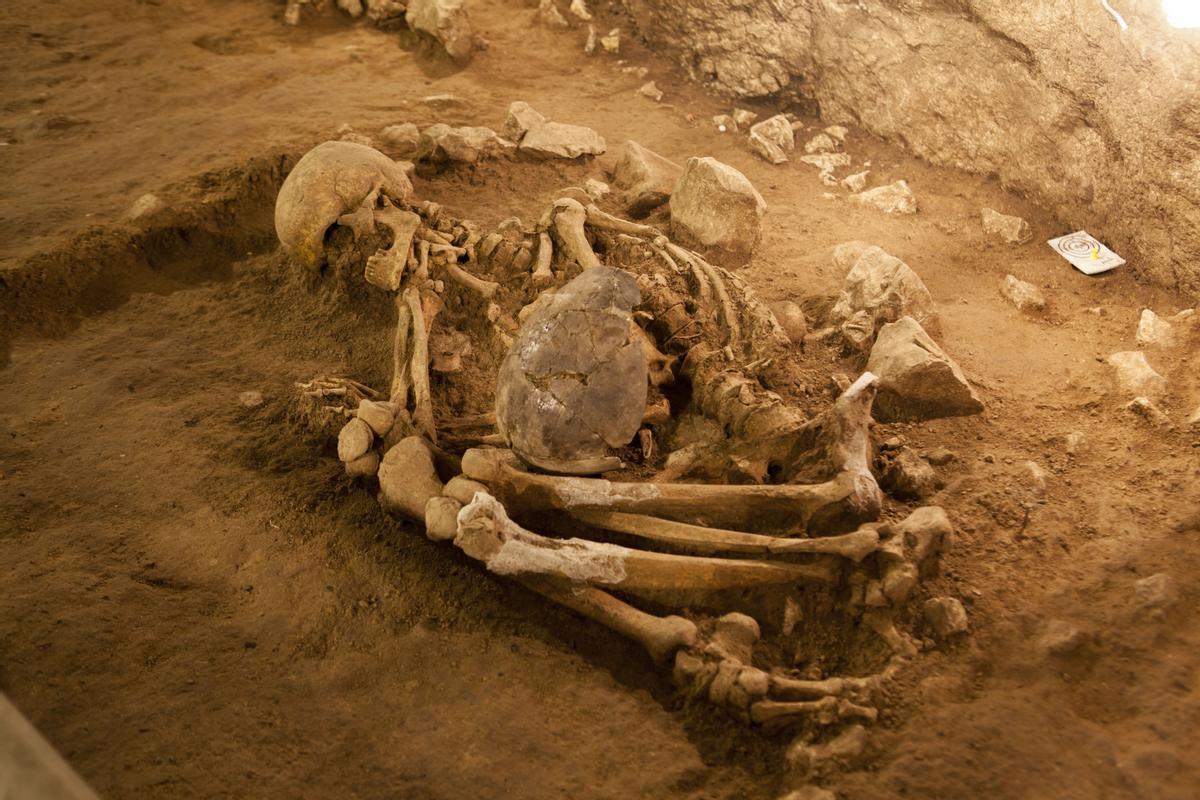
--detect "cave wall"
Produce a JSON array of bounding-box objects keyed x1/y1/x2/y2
[{"x1": 625, "y1": 0, "x2": 1200, "y2": 296}]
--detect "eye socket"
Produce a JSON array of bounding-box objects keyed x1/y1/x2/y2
[{"x1": 1164, "y1": 0, "x2": 1200, "y2": 28}]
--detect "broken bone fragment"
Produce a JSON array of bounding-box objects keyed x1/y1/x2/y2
[
  {"x1": 274, "y1": 140, "x2": 414, "y2": 270},
  {"x1": 867, "y1": 317, "x2": 983, "y2": 422},
  {"x1": 669, "y1": 156, "x2": 767, "y2": 267},
  {"x1": 429, "y1": 329, "x2": 473, "y2": 373},
  {"x1": 494, "y1": 266, "x2": 647, "y2": 475}
]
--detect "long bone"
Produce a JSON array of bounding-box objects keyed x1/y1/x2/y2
[
  {"x1": 532, "y1": 231, "x2": 555, "y2": 287},
  {"x1": 430, "y1": 489, "x2": 885, "y2": 728},
  {"x1": 671, "y1": 359, "x2": 882, "y2": 529},
  {"x1": 397, "y1": 286, "x2": 435, "y2": 441},
  {"x1": 454, "y1": 492, "x2": 837, "y2": 592},
  {"x1": 570, "y1": 509, "x2": 880, "y2": 561},
  {"x1": 461, "y1": 447, "x2": 869, "y2": 532},
  {"x1": 520, "y1": 576, "x2": 699, "y2": 663},
  {"x1": 443, "y1": 261, "x2": 500, "y2": 299},
  {"x1": 548, "y1": 198, "x2": 601, "y2": 270}
]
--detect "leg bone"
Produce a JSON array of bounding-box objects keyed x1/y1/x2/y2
[
  {"x1": 461, "y1": 447, "x2": 869, "y2": 532},
  {"x1": 571, "y1": 510, "x2": 880, "y2": 561},
  {"x1": 521, "y1": 576, "x2": 698, "y2": 663},
  {"x1": 453, "y1": 492, "x2": 836, "y2": 592}
]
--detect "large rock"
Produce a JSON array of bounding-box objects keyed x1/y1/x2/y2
[
  {"x1": 417, "y1": 123, "x2": 511, "y2": 163},
  {"x1": 867, "y1": 317, "x2": 984, "y2": 422},
  {"x1": 830, "y1": 245, "x2": 936, "y2": 349},
  {"x1": 1135, "y1": 309, "x2": 1176, "y2": 348},
  {"x1": 612, "y1": 140, "x2": 683, "y2": 217},
  {"x1": 669, "y1": 156, "x2": 766, "y2": 267},
  {"x1": 851, "y1": 180, "x2": 917, "y2": 215},
  {"x1": 999, "y1": 274, "x2": 1046, "y2": 311},
  {"x1": 1106, "y1": 351, "x2": 1167, "y2": 397},
  {"x1": 982, "y1": 207, "x2": 1032, "y2": 244},
  {"x1": 747, "y1": 114, "x2": 795, "y2": 164},
  {"x1": 406, "y1": 0, "x2": 474, "y2": 62},
  {"x1": 519, "y1": 121, "x2": 607, "y2": 159},
  {"x1": 378, "y1": 122, "x2": 421, "y2": 159},
  {"x1": 623, "y1": 1, "x2": 1200, "y2": 296},
  {"x1": 503, "y1": 101, "x2": 546, "y2": 143}
]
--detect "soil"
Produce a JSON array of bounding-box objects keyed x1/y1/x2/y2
[{"x1": 2, "y1": 2, "x2": 1199, "y2": 799}]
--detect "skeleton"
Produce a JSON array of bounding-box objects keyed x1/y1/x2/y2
[{"x1": 275, "y1": 140, "x2": 955, "y2": 752}]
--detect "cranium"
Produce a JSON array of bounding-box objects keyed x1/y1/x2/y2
[
  {"x1": 274, "y1": 140, "x2": 414, "y2": 271},
  {"x1": 495, "y1": 266, "x2": 648, "y2": 475}
]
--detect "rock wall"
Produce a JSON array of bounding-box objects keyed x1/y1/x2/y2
[{"x1": 625, "y1": 0, "x2": 1200, "y2": 296}]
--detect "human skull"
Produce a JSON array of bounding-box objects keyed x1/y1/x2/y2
[
  {"x1": 495, "y1": 266, "x2": 648, "y2": 475},
  {"x1": 274, "y1": 140, "x2": 413, "y2": 269}
]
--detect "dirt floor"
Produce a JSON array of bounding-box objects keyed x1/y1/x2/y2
[{"x1": 2, "y1": 1, "x2": 1199, "y2": 798}]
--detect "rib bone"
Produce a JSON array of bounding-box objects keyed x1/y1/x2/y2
[
  {"x1": 461, "y1": 447, "x2": 868, "y2": 531},
  {"x1": 584, "y1": 204, "x2": 662, "y2": 239},
  {"x1": 453, "y1": 492, "x2": 836, "y2": 592},
  {"x1": 444, "y1": 262, "x2": 500, "y2": 299}
]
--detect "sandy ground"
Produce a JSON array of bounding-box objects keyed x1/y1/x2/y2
[{"x1": 2, "y1": 1, "x2": 1199, "y2": 798}]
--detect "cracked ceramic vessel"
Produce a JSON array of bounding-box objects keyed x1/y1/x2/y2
[{"x1": 495, "y1": 266, "x2": 648, "y2": 473}]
